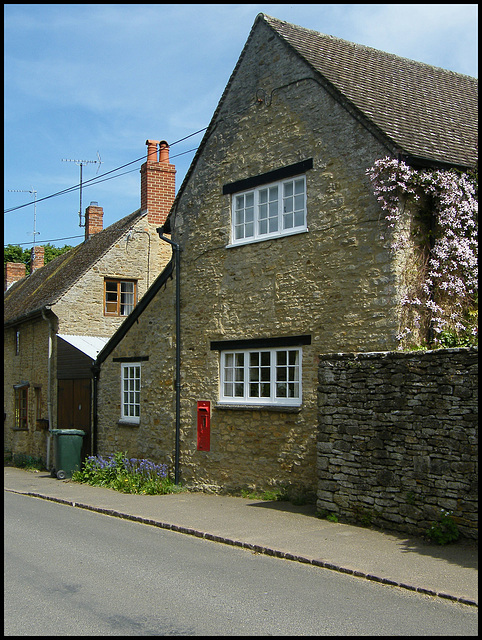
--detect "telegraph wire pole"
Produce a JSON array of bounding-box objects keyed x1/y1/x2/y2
[
  {"x1": 8, "y1": 188, "x2": 39, "y2": 258},
  {"x1": 62, "y1": 152, "x2": 102, "y2": 226}
]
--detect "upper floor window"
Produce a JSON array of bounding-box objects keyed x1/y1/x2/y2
[
  {"x1": 223, "y1": 159, "x2": 312, "y2": 248},
  {"x1": 231, "y1": 176, "x2": 307, "y2": 245},
  {"x1": 104, "y1": 279, "x2": 137, "y2": 316}
]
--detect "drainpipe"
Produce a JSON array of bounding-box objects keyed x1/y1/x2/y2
[
  {"x1": 156, "y1": 227, "x2": 181, "y2": 484},
  {"x1": 92, "y1": 363, "x2": 99, "y2": 456},
  {"x1": 41, "y1": 306, "x2": 54, "y2": 469}
]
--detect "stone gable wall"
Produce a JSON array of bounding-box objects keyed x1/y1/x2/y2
[
  {"x1": 56, "y1": 219, "x2": 171, "y2": 336},
  {"x1": 95, "y1": 20, "x2": 425, "y2": 493},
  {"x1": 317, "y1": 348, "x2": 478, "y2": 538}
]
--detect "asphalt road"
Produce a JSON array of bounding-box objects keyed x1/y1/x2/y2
[{"x1": 4, "y1": 491, "x2": 478, "y2": 636}]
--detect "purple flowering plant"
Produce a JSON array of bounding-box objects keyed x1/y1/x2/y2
[
  {"x1": 367, "y1": 157, "x2": 478, "y2": 348},
  {"x1": 72, "y1": 451, "x2": 178, "y2": 495}
]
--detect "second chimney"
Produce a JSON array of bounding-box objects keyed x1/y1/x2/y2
[
  {"x1": 140, "y1": 139, "x2": 176, "y2": 227},
  {"x1": 85, "y1": 202, "x2": 104, "y2": 240},
  {"x1": 30, "y1": 245, "x2": 45, "y2": 272},
  {"x1": 4, "y1": 262, "x2": 26, "y2": 291}
]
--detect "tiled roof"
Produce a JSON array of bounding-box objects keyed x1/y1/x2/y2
[
  {"x1": 263, "y1": 14, "x2": 477, "y2": 168},
  {"x1": 4, "y1": 209, "x2": 146, "y2": 326}
]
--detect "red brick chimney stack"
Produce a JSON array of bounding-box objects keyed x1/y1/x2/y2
[
  {"x1": 30, "y1": 245, "x2": 45, "y2": 272},
  {"x1": 4, "y1": 263, "x2": 26, "y2": 291},
  {"x1": 85, "y1": 202, "x2": 104, "y2": 240},
  {"x1": 140, "y1": 139, "x2": 176, "y2": 227}
]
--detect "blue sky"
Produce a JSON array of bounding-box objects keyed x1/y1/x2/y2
[{"x1": 4, "y1": 4, "x2": 478, "y2": 248}]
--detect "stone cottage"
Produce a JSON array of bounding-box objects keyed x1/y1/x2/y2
[
  {"x1": 4, "y1": 140, "x2": 175, "y2": 466},
  {"x1": 94, "y1": 14, "x2": 477, "y2": 494}
]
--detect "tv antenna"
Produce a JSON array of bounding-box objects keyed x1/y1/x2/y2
[
  {"x1": 62, "y1": 152, "x2": 102, "y2": 226},
  {"x1": 8, "y1": 188, "x2": 40, "y2": 254}
]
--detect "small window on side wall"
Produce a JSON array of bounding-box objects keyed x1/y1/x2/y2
[
  {"x1": 121, "y1": 363, "x2": 141, "y2": 423},
  {"x1": 104, "y1": 279, "x2": 137, "y2": 316}
]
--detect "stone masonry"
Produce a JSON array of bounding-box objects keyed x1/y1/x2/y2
[
  {"x1": 317, "y1": 347, "x2": 478, "y2": 539},
  {"x1": 96, "y1": 19, "x2": 413, "y2": 494}
]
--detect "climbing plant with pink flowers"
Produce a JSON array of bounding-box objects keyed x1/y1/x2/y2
[{"x1": 367, "y1": 157, "x2": 478, "y2": 348}]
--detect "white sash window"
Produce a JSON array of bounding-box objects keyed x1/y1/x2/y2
[{"x1": 220, "y1": 347, "x2": 302, "y2": 406}]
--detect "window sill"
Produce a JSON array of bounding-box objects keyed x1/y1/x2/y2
[
  {"x1": 12, "y1": 427, "x2": 29, "y2": 431},
  {"x1": 117, "y1": 419, "x2": 140, "y2": 427},
  {"x1": 215, "y1": 403, "x2": 301, "y2": 413},
  {"x1": 226, "y1": 227, "x2": 308, "y2": 249}
]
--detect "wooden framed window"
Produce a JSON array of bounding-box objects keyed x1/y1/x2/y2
[
  {"x1": 14, "y1": 385, "x2": 28, "y2": 429},
  {"x1": 104, "y1": 279, "x2": 137, "y2": 316},
  {"x1": 219, "y1": 347, "x2": 302, "y2": 406},
  {"x1": 121, "y1": 363, "x2": 141, "y2": 423}
]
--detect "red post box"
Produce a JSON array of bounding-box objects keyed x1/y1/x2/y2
[{"x1": 197, "y1": 401, "x2": 210, "y2": 451}]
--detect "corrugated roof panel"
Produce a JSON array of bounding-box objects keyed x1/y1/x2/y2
[{"x1": 58, "y1": 334, "x2": 109, "y2": 360}]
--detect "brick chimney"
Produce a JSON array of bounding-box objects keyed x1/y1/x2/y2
[
  {"x1": 4, "y1": 263, "x2": 26, "y2": 291},
  {"x1": 85, "y1": 202, "x2": 104, "y2": 240},
  {"x1": 30, "y1": 245, "x2": 45, "y2": 273},
  {"x1": 140, "y1": 139, "x2": 176, "y2": 227}
]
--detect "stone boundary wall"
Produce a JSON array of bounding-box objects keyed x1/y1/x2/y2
[{"x1": 317, "y1": 347, "x2": 478, "y2": 539}]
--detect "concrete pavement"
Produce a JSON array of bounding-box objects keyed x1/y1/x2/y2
[{"x1": 4, "y1": 466, "x2": 477, "y2": 607}]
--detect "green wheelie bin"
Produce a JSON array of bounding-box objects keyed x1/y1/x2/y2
[{"x1": 50, "y1": 429, "x2": 85, "y2": 479}]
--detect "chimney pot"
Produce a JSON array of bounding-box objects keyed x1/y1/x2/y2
[
  {"x1": 140, "y1": 137, "x2": 176, "y2": 227},
  {"x1": 146, "y1": 139, "x2": 160, "y2": 164},
  {"x1": 159, "y1": 140, "x2": 169, "y2": 163}
]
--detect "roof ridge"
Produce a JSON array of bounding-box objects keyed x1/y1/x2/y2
[
  {"x1": 261, "y1": 13, "x2": 478, "y2": 80},
  {"x1": 4, "y1": 208, "x2": 148, "y2": 325}
]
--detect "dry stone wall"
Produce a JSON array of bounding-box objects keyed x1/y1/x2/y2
[{"x1": 317, "y1": 347, "x2": 478, "y2": 538}]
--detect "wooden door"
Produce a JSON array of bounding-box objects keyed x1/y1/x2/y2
[{"x1": 57, "y1": 379, "x2": 92, "y2": 461}]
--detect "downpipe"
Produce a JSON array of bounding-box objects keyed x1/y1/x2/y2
[
  {"x1": 156, "y1": 227, "x2": 181, "y2": 485},
  {"x1": 41, "y1": 306, "x2": 54, "y2": 469}
]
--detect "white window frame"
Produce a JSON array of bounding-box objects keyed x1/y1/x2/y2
[
  {"x1": 230, "y1": 175, "x2": 307, "y2": 246},
  {"x1": 219, "y1": 347, "x2": 302, "y2": 406},
  {"x1": 121, "y1": 363, "x2": 141, "y2": 423}
]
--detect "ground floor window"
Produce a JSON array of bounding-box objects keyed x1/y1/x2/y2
[
  {"x1": 220, "y1": 347, "x2": 302, "y2": 406},
  {"x1": 14, "y1": 385, "x2": 28, "y2": 429},
  {"x1": 121, "y1": 363, "x2": 141, "y2": 423}
]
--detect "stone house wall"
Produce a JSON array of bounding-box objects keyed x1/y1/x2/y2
[
  {"x1": 4, "y1": 218, "x2": 170, "y2": 463},
  {"x1": 4, "y1": 318, "x2": 56, "y2": 461},
  {"x1": 56, "y1": 219, "x2": 171, "y2": 336},
  {"x1": 96, "y1": 21, "x2": 419, "y2": 493},
  {"x1": 317, "y1": 348, "x2": 478, "y2": 539},
  {"x1": 96, "y1": 272, "x2": 177, "y2": 465}
]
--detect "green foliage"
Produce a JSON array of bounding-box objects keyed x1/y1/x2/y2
[
  {"x1": 426, "y1": 510, "x2": 460, "y2": 545},
  {"x1": 239, "y1": 484, "x2": 315, "y2": 505},
  {"x1": 367, "y1": 158, "x2": 478, "y2": 349},
  {"x1": 4, "y1": 243, "x2": 74, "y2": 275},
  {"x1": 72, "y1": 452, "x2": 181, "y2": 495},
  {"x1": 6, "y1": 452, "x2": 46, "y2": 471},
  {"x1": 316, "y1": 510, "x2": 339, "y2": 523}
]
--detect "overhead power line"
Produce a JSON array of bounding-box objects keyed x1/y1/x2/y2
[{"x1": 4, "y1": 128, "x2": 207, "y2": 215}]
